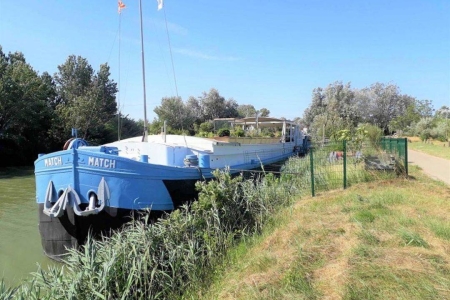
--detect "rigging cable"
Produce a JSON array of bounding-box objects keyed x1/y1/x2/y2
[
  {"x1": 163, "y1": 7, "x2": 179, "y2": 97},
  {"x1": 161, "y1": 4, "x2": 188, "y2": 147}
]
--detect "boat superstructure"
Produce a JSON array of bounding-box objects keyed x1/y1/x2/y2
[{"x1": 35, "y1": 118, "x2": 307, "y2": 259}]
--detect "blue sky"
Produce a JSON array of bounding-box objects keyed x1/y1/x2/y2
[{"x1": 1, "y1": 0, "x2": 449, "y2": 121}]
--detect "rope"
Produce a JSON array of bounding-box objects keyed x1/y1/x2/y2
[
  {"x1": 158, "y1": 4, "x2": 188, "y2": 147},
  {"x1": 163, "y1": 7, "x2": 179, "y2": 97}
]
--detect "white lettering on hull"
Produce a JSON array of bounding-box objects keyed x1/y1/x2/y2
[
  {"x1": 44, "y1": 156, "x2": 62, "y2": 167},
  {"x1": 88, "y1": 157, "x2": 116, "y2": 169}
]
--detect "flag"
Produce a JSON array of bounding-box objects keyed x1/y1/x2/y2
[
  {"x1": 118, "y1": 0, "x2": 126, "y2": 14},
  {"x1": 157, "y1": 0, "x2": 163, "y2": 11}
]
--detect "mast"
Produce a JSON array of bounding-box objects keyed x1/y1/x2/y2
[
  {"x1": 139, "y1": 0, "x2": 148, "y2": 141},
  {"x1": 118, "y1": 11, "x2": 122, "y2": 141}
]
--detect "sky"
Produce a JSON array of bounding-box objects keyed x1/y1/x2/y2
[{"x1": 1, "y1": 0, "x2": 449, "y2": 122}]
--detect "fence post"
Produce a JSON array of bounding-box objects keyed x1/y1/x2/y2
[
  {"x1": 343, "y1": 140, "x2": 347, "y2": 189},
  {"x1": 404, "y1": 137, "x2": 408, "y2": 176},
  {"x1": 397, "y1": 139, "x2": 400, "y2": 157},
  {"x1": 309, "y1": 146, "x2": 315, "y2": 197}
]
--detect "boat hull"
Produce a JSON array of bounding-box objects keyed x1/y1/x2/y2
[
  {"x1": 35, "y1": 141, "x2": 303, "y2": 259},
  {"x1": 38, "y1": 204, "x2": 137, "y2": 260}
]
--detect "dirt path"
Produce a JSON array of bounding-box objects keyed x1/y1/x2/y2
[{"x1": 408, "y1": 149, "x2": 450, "y2": 185}]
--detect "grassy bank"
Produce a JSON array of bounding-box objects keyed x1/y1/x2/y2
[
  {"x1": 198, "y1": 165, "x2": 450, "y2": 299},
  {"x1": 0, "y1": 151, "x2": 405, "y2": 299},
  {"x1": 408, "y1": 137, "x2": 450, "y2": 160}
]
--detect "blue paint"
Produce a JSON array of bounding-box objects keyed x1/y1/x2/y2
[{"x1": 198, "y1": 154, "x2": 210, "y2": 168}]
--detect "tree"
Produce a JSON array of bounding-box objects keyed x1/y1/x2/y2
[
  {"x1": 259, "y1": 107, "x2": 270, "y2": 117},
  {"x1": 104, "y1": 114, "x2": 142, "y2": 141},
  {"x1": 416, "y1": 99, "x2": 434, "y2": 118},
  {"x1": 303, "y1": 87, "x2": 326, "y2": 127},
  {"x1": 388, "y1": 102, "x2": 418, "y2": 134},
  {"x1": 435, "y1": 106, "x2": 450, "y2": 119},
  {"x1": 303, "y1": 82, "x2": 358, "y2": 140},
  {"x1": 237, "y1": 104, "x2": 257, "y2": 118},
  {"x1": 237, "y1": 105, "x2": 270, "y2": 118},
  {"x1": 154, "y1": 96, "x2": 195, "y2": 131},
  {"x1": 186, "y1": 96, "x2": 202, "y2": 123},
  {"x1": 53, "y1": 56, "x2": 118, "y2": 144},
  {"x1": 223, "y1": 98, "x2": 239, "y2": 119},
  {"x1": 355, "y1": 82, "x2": 414, "y2": 133},
  {"x1": 198, "y1": 88, "x2": 226, "y2": 120},
  {"x1": 0, "y1": 47, "x2": 55, "y2": 165}
]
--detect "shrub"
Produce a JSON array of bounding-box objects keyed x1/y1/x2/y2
[
  {"x1": 199, "y1": 121, "x2": 214, "y2": 133},
  {"x1": 419, "y1": 129, "x2": 431, "y2": 141},
  {"x1": 232, "y1": 127, "x2": 245, "y2": 137},
  {"x1": 218, "y1": 128, "x2": 230, "y2": 137},
  {"x1": 365, "y1": 124, "x2": 383, "y2": 149}
]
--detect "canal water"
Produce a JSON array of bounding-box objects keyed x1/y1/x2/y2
[{"x1": 0, "y1": 168, "x2": 55, "y2": 287}]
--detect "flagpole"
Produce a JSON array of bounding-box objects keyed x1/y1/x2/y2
[{"x1": 139, "y1": 0, "x2": 148, "y2": 141}]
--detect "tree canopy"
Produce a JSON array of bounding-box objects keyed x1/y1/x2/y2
[
  {"x1": 53, "y1": 56, "x2": 118, "y2": 144},
  {"x1": 0, "y1": 47, "x2": 55, "y2": 165},
  {"x1": 303, "y1": 81, "x2": 427, "y2": 140},
  {"x1": 0, "y1": 48, "x2": 138, "y2": 166}
]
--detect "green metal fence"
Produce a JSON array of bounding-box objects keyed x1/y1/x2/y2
[
  {"x1": 305, "y1": 138, "x2": 408, "y2": 197},
  {"x1": 380, "y1": 137, "x2": 408, "y2": 175}
]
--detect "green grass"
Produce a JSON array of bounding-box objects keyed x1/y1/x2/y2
[
  {"x1": 408, "y1": 140, "x2": 450, "y2": 160},
  {"x1": 398, "y1": 228, "x2": 429, "y2": 248},
  {"x1": 282, "y1": 249, "x2": 322, "y2": 299},
  {"x1": 427, "y1": 219, "x2": 450, "y2": 241},
  {"x1": 197, "y1": 165, "x2": 450, "y2": 300}
]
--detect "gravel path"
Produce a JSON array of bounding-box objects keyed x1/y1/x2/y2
[{"x1": 408, "y1": 149, "x2": 450, "y2": 185}]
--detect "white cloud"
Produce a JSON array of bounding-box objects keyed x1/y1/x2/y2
[{"x1": 151, "y1": 18, "x2": 188, "y2": 36}]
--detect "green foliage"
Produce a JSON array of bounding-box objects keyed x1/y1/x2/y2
[
  {"x1": 0, "y1": 47, "x2": 56, "y2": 166},
  {"x1": 419, "y1": 129, "x2": 431, "y2": 141},
  {"x1": 197, "y1": 88, "x2": 239, "y2": 121},
  {"x1": 53, "y1": 56, "x2": 118, "y2": 144},
  {"x1": 199, "y1": 121, "x2": 214, "y2": 133},
  {"x1": 427, "y1": 219, "x2": 450, "y2": 241},
  {"x1": 147, "y1": 118, "x2": 162, "y2": 134},
  {"x1": 282, "y1": 252, "x2": 319, "y2": 298},
  {"x1": 305, "y1": 81, "x2": 422, "y2": 139},
  {"x1": 237, "y1": 104, "x2": 256, "y2": 118},
  {"x1": 364, "y1": 124, "x2": 383, "y2": 148},
  {"x1": 217, "y1": 128, "x2": 230, "y2": 137},
  {"x1": 153, "y1": 96, "x2": 195, "y2": 131},
  {"x1": 352, "y1": 210, "x2": 376, "y2": 224},
  {"x1": 398, "y1": 229, "x2": 429, "y2": 248},
  {"x1": 104, "y1": 115, "x2": 142, "y2": 141},
  {"x1": 231, "y1": 127, "x2": 245, "y2": 137},
  {"x1": 259, "y1": 108, "x2": 270, "y2": 117},
  {"x1": 335, "y1": 125, "x2": 368, "y2": 151}
]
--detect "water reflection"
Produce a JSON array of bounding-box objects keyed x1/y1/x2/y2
[{"x1": 0, "y1": 167, "x2": 56, "y2": 287}]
